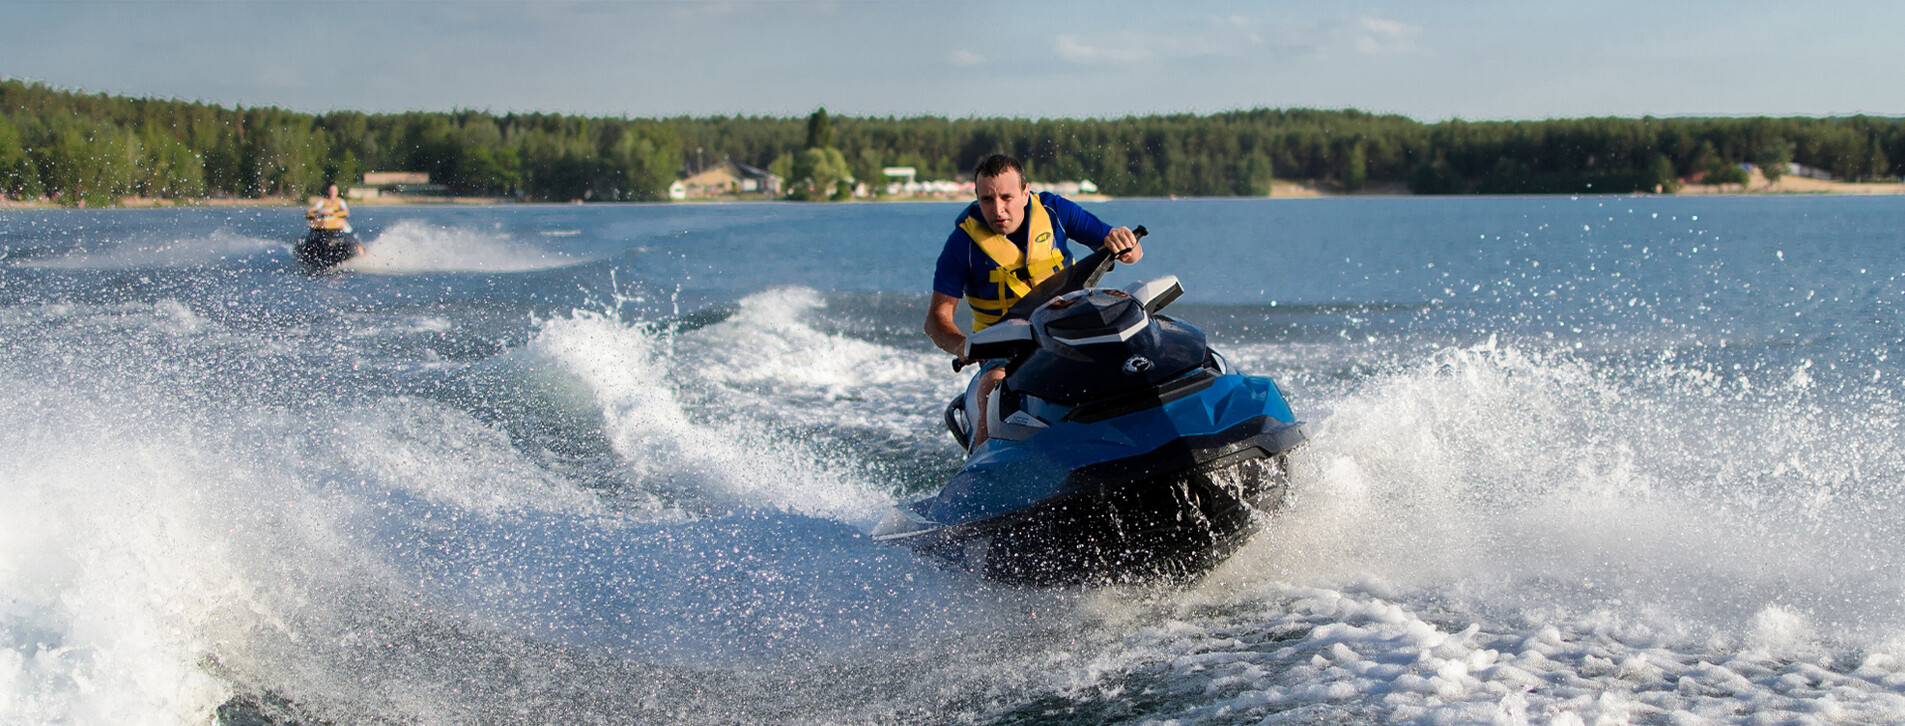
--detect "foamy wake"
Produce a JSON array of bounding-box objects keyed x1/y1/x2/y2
[
  {"x1": 16, "y1": 289, "x2": 1905, "y2": 723},
  {"x1": 342, "y1": 220, "x2": 583, "y2": 273},
  {"x1": 1023, "y1": 578, "x2": 1905, "y2": 724},
  {"x1": 524, "y1": 293, "x2": 909, "y2": 525},
  {"x1": 0, "y1": 300, "x2": 621, "y2": 725},
  {"x1": 22, "y1": 228, "x2": 279, "y2": 269},
  {"x1": 678, "y1": 287, "x2": 954, "y2": 440},
  {"x1": 0, "y1": 398, "x2": 243, "y2": 723},
  {"x1": 1039, "y1": 338, "x2": 1905, "y2": 722},
  {"x1": 1250, "y1": 340, "x2": 1905, "y2": 605}
]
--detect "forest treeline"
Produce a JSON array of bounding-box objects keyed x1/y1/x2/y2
[{"x1": 1, "y1": 78, "x2": 1899, "y2": 206}]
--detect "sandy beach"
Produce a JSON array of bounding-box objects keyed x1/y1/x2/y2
[{"x1": 1676, "y1": 169, "x2": 1905, "y2": 195}]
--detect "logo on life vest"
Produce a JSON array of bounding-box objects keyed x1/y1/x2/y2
[{"x1": 1036, "y1": 231, "x2": 1051, "y2": 244}]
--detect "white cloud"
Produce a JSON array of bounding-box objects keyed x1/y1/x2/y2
[
  {"x1": 1352, "y1": 15, "x2": 1421, "y2": 54},
  {"x1": 1055, "y1": 35, "x2": 1154, "y2": 65},
  {"x1": 666, "y1": 2, "x2": 741, "y2": 19},
  {"x1": 947, "y1": 49, "x2": 983, "y2": 67},
  {"x1": 1051, "y1": 17, "x2": 1271, "y2": 67},
  {"x1": 1217, "y1": 14, "x2": 1264, "y2": 45}
]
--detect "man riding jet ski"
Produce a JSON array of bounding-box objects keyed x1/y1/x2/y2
[
  {"x1": 925, "y1": 154, "x2": 1144, "y2": 452},
  {"x1": 874, "y1": 237, "x2": 1308, "y2": 585},
  {"x1": 295, "y1": 182, "x2": 362, "y2": 270}
]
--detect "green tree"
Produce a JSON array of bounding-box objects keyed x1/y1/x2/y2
[
  {"x1": 1861, "y1": 136, "x2": 1891, "y2": 181},
  {"x1": 789, "y1": 146, "x2": 850, "y2": 200},
  {"x1": 1409, "y1": 158, "x2": 1463, "y2": 195},
  {"x1": 0, "y1": 115, "x2": 39, "y2": 199},
  {"x1": 144, "y1": 135, "x2": 207, "y2": 199},
  {"x1": 805, "y1": 107, "x2": 832, "y2": 150},
  {"x1": 202, "y1": 135, "x2": 244, "y2": 197},
  {"x1": 1340, "y1": 140, "x2": 1367, "y2": 191},
  {"x1": 1706, "y1": 163, "x2": 1749, "y2": 188},
  {"x1": 1690, "y1": 140, "x2": 1723, "y2": 177},
  {"x1": 323, "y1": 149, "x2": 363, "y2": 191},
  {"x1": 853, "y1": 147, "x2": 885, "y2": 197},
  {"x1": 768, "y1": 151, "x2": 794, "y2": 184},
  {"x1": 248, "y1": 123, "x2": 325, "y2": 196},
  {"x1": 1755, "y1": 140, "x2": 1794, "y2": 185},
  {"x1": 1475, "y1": 157, "x2": 1531, "y2": 195},
  {"x1": 1238, "y1": 151, "x2": 1275, "y2": 196},
  {"x1": 1647, "y1": 153, "x2": 1679, "y2": 192},
  {"x1": 602, "y1": 123, "x2": 681, "y2": 200},
  {"x1": 789, "y1": 107, "x2": 851, "y2": 200},
  {"x1": 37, "y1": 121, "x2": 143, "y2": 206}
]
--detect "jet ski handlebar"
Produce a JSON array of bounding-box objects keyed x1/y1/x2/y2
[
  {"x1": 953, "y1": 225, "x2": 1149, "y2": 372},
  {"x1": 1002, "y1": 224, "x2": 1147, "y2": 320}
]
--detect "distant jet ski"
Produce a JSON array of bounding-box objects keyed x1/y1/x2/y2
[
  {"x1": 299, "y1": 185, "x2": 361, "y2": 271},
  {"x1": 873, "y1": 228, "x2": 1307, "y2": 585},
  {"x1": 294, "y1": 228, "x2": 361, "y2": 271}
]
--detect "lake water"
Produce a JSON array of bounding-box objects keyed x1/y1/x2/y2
[{"x1": 3, "y1": 195, "x2": 1903, "y2": 724}]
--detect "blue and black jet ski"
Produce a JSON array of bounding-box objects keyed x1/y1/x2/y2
[
  {"x1": 294, "y1": 228, "x2": 361, "y2": 271},
  {"x1": 873, "y1": 229, "x2": 1307, "y2": 585}
]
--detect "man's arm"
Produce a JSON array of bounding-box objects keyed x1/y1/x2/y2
[
  {"x1": 1049, "y1": 194, "x2": 1142, "y2": 263},
  {"x1": 924, "y1": 292, "x2": 968, "y2": 360}
]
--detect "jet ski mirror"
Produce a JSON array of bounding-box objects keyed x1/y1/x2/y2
[{"x1": 1123, "y1": 276, "x2": 1183, "y2": 314}]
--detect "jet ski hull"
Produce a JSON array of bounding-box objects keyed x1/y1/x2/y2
[
  {"x1": 295, "y1": 229, "x2": 359, "y2": 270},
  {"x1": 896, "y1": 418, "x2": 1298, "y2": 585},
  {"x1": 877, "y1": 375, "x2": 1307, "y2": 585}
]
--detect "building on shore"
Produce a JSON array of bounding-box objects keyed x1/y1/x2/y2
[
  {"x1": 880, "y1": 173, "x2": 1097, "y2": 199},
  {"x1": 883, "y1": 167, "x2": 918, "y2": 187},
  {"x1": 1028, "y1": 180, "x2": 1099, "y2": 196},
  {"x1": 886, "y1": 179, "x2": 973, "y2": 198},
  {"x1": 1786, "y1": 163, "x2": 1835, "y2": 180},
  {"x1": 348, "y1": 172, "x2": 448, "y2": 200},
  {"x1": 672, "y1": 160, "x2": 783, "y2": 200}
]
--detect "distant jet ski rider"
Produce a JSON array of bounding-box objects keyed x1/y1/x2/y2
[
  {"x1": 925, "y1": 153, "x2": 1143, "y2": 449},
  {"x1": 299, "y1": 183, "x2": 364, "y2": 266},
  {"x1": 306, "y1": 183, "x2": 353, "y2": 235}
]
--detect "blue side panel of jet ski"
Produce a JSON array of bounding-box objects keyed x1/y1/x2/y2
[{"x1": 926, "y1": 374, "x2": 1297, "y2": 526}]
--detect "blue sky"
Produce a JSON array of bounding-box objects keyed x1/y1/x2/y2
[{"x1": 3, "y1": 0, "x2": 1901, "y2": 120}]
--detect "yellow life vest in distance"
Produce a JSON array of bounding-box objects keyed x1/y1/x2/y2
[
  {"x1": 958, "y1": 196, "x2": 1062, "y2": 330},
  {"x1": 307, "y1": 197, "x2": 349, "y2": 230}
]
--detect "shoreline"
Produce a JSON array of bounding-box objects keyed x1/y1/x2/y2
[
  {"x1": 0, "y1": 194, "x2": 512, "y2": 210},
  {"x1": 1673, "y1": 170, "x2": 1905, "y2": 195},
  {"x1": 2, "y1": 175, "x2": 1899, "y2": 210}
]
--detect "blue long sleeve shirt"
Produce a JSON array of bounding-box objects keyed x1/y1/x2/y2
[{"x1": 931, "y1": 191, "x2": 1115, "y2": 301}]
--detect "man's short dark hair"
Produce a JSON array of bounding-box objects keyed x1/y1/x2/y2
[{"x1": 973, "y1": 154, "x2": 1025, "y2": 184}]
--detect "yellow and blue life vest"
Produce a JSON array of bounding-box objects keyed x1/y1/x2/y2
[
  {"x1": 307, "y1": 197, "x2": 350, "y2": 231},
  {"x1": 958, "y1": 198, "x2": 1062, "y2": 330}
]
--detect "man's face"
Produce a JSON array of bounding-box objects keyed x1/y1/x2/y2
[{"x1": 975, "y1": 169, "x2": 1027, "y2": 235}]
